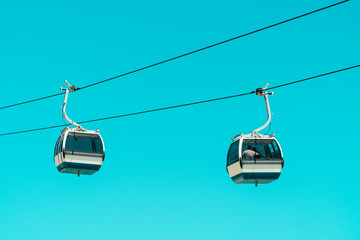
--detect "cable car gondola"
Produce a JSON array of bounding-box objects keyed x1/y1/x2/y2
[
  {"x1": 226, "y1": 84, "x2": 284, "y2": 186},
  {"x1": 54, "y1": 81, "x2": 105, "y2": 176}
]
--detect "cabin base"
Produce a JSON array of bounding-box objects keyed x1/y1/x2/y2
[
  {"x1": 231, "y1": 172, "x2": 280, "y2": 184},
  {"x1": 57, "y1": 162, "x2": 101, "y2": 175}
]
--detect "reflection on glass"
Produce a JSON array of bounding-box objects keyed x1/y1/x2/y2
[
  {"x1": 242, "y1": 139, "x2": 281, "y2": 159},
  {"x1": 65, "y1": 132, "x2": 103, "y2": 153}
]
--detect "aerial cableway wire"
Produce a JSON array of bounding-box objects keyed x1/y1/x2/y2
[
  {"x1": 0, "y1": 93, "x2": 65, "y2": 110},
  {"x1": 267, "y1": 64, "x2": 360, "y2": 90},
  {"x1": 0, "y1": 64, "x2": 358, "y2": 137},
  {"x1": 0, "y1": 0, "x2": 350, "y2": 111}
]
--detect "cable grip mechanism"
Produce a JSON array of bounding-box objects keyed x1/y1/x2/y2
[
  {"x1": 255, "y1": 83, "x2": 273, "y2": 97},
  {"x1": 60, "y1": 80, "x2": 78, "y2": 92}
]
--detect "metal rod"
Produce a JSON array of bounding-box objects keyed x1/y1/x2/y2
[
  {"x1": 253, "y1": 93, "x2": 272, "y2": 134},
  {"x1": 251, "y1": 84, "x2": 273, "y2": 135},
  {"x1": 61, "y1": 82, "x2": 82, "y2": 129}
]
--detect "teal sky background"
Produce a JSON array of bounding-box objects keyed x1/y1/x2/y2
[{"x1": 0, "y1": 0, "x2": 359, "y2": 239}]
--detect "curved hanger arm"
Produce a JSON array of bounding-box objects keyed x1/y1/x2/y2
[
  {"x1": 60, "y1": 81, "x2": 83, "y2": 129},
  {"x1": 252, "y1": 84, "x2": 273, "y2": 135},
  {"x1": 252, "y1": 93, "x2": 272, "y2": 134}
]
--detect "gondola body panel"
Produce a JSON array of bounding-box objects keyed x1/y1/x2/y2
[
  {"x1": 226, "y1": 136, "x2": 284, "y2": 185},
  {"x1": 56, "y1": 154, "x2": 103, "y2": 175},
  {"x1": 228, "y1": 163, "x2": 282, "y2": 184},
  {"x1": 54, "y1": 129, "x2": 105, "y2": 175}
]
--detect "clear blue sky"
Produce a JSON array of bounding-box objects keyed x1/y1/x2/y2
[{"x1": 0, "y1": 0, "x2": 359, "y2": 239}]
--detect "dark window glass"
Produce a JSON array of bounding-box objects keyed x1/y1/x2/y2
[
  {"x1": 242, "y1": 139, "x2": 282, "y2": 159},
  {"x1": 227, "y1": 140, "x2": 239, "y2": 165},
  {"x1": 54, "y1": 136, "x2": 64, "y2": 155},
  {"x1": 65, "y1": 132, "x2": 103, "y2": 153},
  {"x1": 273, "y1": 142, "x2": 279, "y2": 151},
  {"x1": 54, "y1": 136, "x2": 61, "y2": 156},
  {"x1": 94, "y1": 136, "x2": 104, "y2": 153},
  {"x1": 272, "y1": 142, "x2": 281, "y2": 158},
  {"x1": 268, "y1": 143, "x2": 275, "y2": 157},
  {"x1": 59, "y1": 136, "x2": 63, "y2": 154}
]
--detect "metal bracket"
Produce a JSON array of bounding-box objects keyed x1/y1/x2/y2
[
  {"x1": 60, "y1": 80, "x2": 78, "y2": 92},
  {"x1": 255, "y1": 83, "x2": 273, "y2": 96},
  {"x1": 232, "y1": 133, "x2": 243, "y2": 142}
]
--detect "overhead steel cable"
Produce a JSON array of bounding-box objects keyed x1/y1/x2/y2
[
  {"x1": 0, "y1": 0, "x2": 350, "y2": 111},
  {"x1": 0, "y1": 64, "x2": 358, "y2": 137},
  {"x1": 79, "y1": 0, "x2": 350, "y2": 90},
  {"x1": 0, "y1": 92, "x2": 253, "y2": 137},
  {"x1": 267, "y1": 64, "x2": 360, "y2": 90},
  {"x1": 0, "y1": 93, "x2": 65, "y2": 110}
]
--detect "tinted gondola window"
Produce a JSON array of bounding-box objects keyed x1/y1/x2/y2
[
  {"x1": 60, "y1": 136, "x2": 63, "y2": 149},
  {"x1": 268, "y1": 143, "x2": 275, "y2": 158},
  {"x1": 272, "y1": 141, "x2": 281, "y2": 158},
  {"x1": 54, "y1": 136, "x2": 64, "y2": 156},
  {"x1": 227, "y1": 140, "x2": 239, "y2": 165},
  {"x1": 93, "y1": 136, "x2": 104, "y2": 153},
  {"x1": 54, "y1": 136, "x2": 61, "y2": 156},
  {"x1": 242, "y1": 141, "x2": 266, "y2": 159},
  {"x1": 243, "y1": 139, "x2": 281, "y2": 159},
  {"x1": 65, "y1": 133, "x2": 95, "y2": 153}
]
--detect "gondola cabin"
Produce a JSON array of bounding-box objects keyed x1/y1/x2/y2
[
  {"x1": 226, "y1": 134, "x2": 284, "y2": 185},
  {"x1": 54, "y1": 128, "x2": 105, "y2": 176}
]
